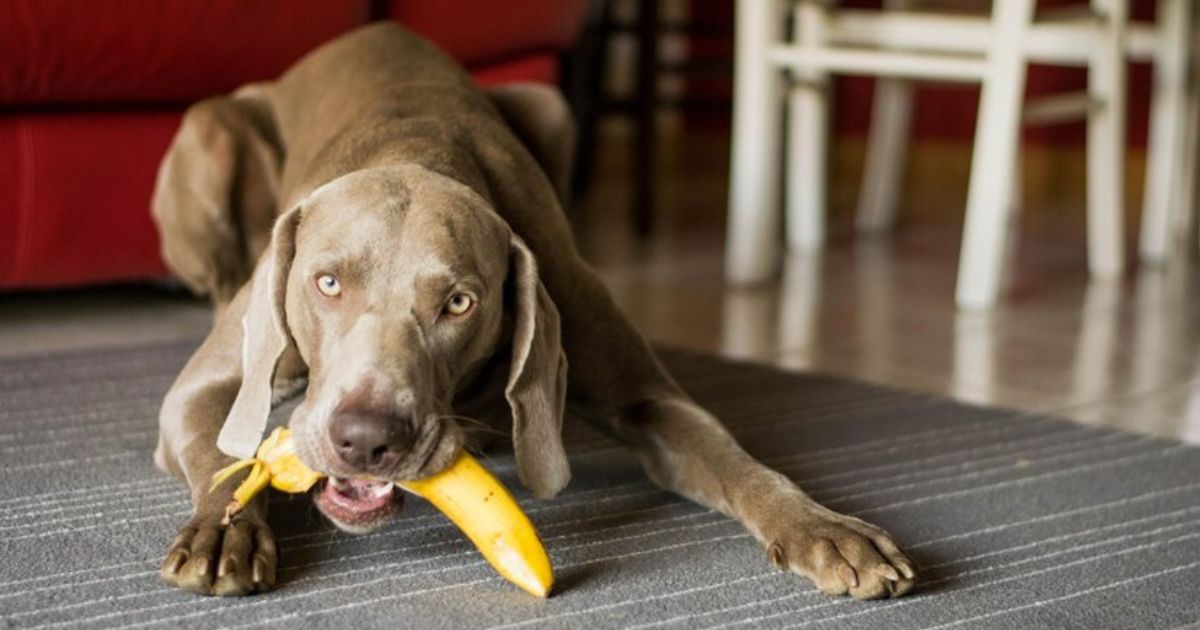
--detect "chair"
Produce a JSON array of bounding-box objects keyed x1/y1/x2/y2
[
  {"x1": 726, "y1": 0, "x2": 1195, "y2": 308},
  {"x1": 856, "y1": 1, "x2": 1198, "y2": 265}
]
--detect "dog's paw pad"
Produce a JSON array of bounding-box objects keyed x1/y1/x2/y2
[{"x1": 765, "y1": 511, "x2": 916, "y2": 600}]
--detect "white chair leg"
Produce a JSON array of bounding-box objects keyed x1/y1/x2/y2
[
  {"x1": 1009, "y1": 145, "x2": 1023, "y2": 221},
  {"x1": 726, "y1": 0, "x2": 785, "y2": 283},
  {"x1": 1183, "y1": 64, "x2": 1200, "y2": 256},
  {"x1": 956, "y1": 0, "x2": 1035, "y2": 309},
  {"x1": 1086, "y1": 0, "x2": 1128, "y2": 277},
  {"x1": 856, "y1": 78, "x2": 913, "y2": 233},
  {"x1": 856, "y1": 0, "x2": 915, "y2": 233},
  {"x1": 1176, "y1": 6, "x2": 1200, "y2": 257},
  {"x1": 1000, "y1": 146, "x2": 1024, "y2": 293},
  {"x1": 1139, "y1": 0, "x2": 1190, "y2": 264},
  {"x1": 786, "y1": 0, "x2": 831, "y2": 252}
]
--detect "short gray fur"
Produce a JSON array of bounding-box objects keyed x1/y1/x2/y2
[{"x1": 1, "y1": 340, "x2": 1198, "y2": 629}]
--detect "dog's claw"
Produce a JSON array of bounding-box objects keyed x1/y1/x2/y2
[
  {"x1": 218, "y1": 555, "x2": 236, "y2": 578},
  {"x1": 162, "y1": 515, "x2": 276, "y2": 597},
  {"x1": 252, "y1": 556, "x2": 267, "y2": 584},
  {"x1": 161, "y1": 549, "x2": 188, "y2": 576}
]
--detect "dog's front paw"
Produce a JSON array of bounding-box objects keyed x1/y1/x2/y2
[
  {"x1": 161, "y1": 514, "x2": 277, "y2": 596},
  {"x1": 762, "y1": 507, "x2": 916, "y2": 600}
]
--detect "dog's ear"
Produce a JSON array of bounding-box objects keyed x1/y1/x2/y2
[
  {"x1": 505, "y1": 234, "x2": 571, "y2": 498},
  {"x1": 486, "y1": 83, "x2": 576, "y2": 203},
  {"x1": 216, "y1": 205, "x2": 302, "y2": 459}
]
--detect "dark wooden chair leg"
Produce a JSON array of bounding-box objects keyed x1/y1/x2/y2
[
  {"x1": 564, "y1": 0, "x2": 612, "y2": 207},
  {"x1": 634, "y1": 0, "x2": 659, "y2": 236}
]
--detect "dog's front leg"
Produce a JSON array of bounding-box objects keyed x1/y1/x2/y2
[
  {"x1": 605, "y1": 395, "x2": 916, "y2": 599},
  {"x1": 155, "y1": 302, "x2": 279, "y2": 596}
]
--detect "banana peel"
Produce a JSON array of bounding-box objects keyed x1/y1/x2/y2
[
  {"x1": 210, "y1": 426, "x2": 324, "y2": 521},
  {"x1": 210, "y1": 427, "x2": 554, "y2": 597}
]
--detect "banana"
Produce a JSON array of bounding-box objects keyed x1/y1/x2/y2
[
  {"x1": 209, "y1": 427, "x2": 554, "y2": 597},
  {"x1": 398, "y1": 452, "x2": 554, "y2": 597}
]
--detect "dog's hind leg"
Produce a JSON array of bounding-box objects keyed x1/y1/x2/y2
[
  {"x1": 549, "y1": 260, "x2": 918, "y2": 600},
  {"x1": 152, "y1": 83, "x2": 283, "y2": 311},
  {"x1": 472, "y1": 94, "x2": 918, "y2": 601},
  {"x1": 487, "y1": 84, "x2": 576, "y2": 204}
]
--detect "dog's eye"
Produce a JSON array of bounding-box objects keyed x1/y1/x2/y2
[
  {"x1": 315, "y1": 274, "x2": 341, "y2": 297},
  {"x1": 444, "y1": 293, "x2": 473, "y2": 316}
]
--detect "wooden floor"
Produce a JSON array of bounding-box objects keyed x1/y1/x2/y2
[{"x1": 2, "y1": 123, "x2": 1197, "y2": 444}]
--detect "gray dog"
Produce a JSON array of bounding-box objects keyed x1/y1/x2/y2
[{"x1": 151, "y1": 23, "x2": 915, "y2": 599}]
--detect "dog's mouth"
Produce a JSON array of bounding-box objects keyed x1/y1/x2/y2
[{"x1": 314, "y1": 477, "x2": 404, "y2": 531}]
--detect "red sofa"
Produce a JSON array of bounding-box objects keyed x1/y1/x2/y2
[{"x1": 0, "y1": 0, "x2": 586, "y2": 290}]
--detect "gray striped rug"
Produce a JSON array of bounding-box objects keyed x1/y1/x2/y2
[{"x1": 1, "y1": 340, "x2": 1198, "y2": 630}]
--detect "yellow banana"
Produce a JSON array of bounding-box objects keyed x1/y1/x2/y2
[
  {"x1": 209, "y1": 427, "x2": 554, "y2": 597},
  {"x1": 398, "y1": 452, "x2": 554, "y2": 597}
]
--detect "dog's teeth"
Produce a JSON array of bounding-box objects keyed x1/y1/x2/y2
[
  {"x1": 374, "y1": 482, "x2": 396, "y2": 498},
  {"x1": 329, "y1": 476, "x2": 348, "y2": 490}
]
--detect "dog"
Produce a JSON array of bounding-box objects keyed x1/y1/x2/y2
[{"x1": 151, "y1": 23, "x2": 915, "y2": 599}]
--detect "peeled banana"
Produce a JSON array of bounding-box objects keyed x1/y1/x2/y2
[
  {"x1": 397, "y1": 451, "x2": 554, "y2": 597},
  {"x1": 209, "y1": 427, "x2": 554, "y2": 597}
]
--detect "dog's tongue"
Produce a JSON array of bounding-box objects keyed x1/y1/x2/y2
[{"x1": 324, "y1": 478, "x2": 396, "y2": 513}]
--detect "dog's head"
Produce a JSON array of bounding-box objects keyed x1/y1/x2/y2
[{"x1": 220, "y1": 165, "x2": 569, "y2": 532}]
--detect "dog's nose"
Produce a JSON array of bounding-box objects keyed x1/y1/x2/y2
[{"x1": 330, "y1": 412, "x2": 408, "y2": 471}]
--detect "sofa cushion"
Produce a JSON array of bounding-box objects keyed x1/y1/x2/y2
[
  {"x1": 387, "y1": 0, "x2": 587, "y2": 68},
  {"x1": 0, "y1": 53, "x2": 564, "y2": 290},
  {"x1": 0, "y1": 0, "x2": 586, "y2": 106},
  {"x1": 0, "y1": 0, "x2": 369, "y2": 105},
  {"x1": 0, "y1": 0, "x2": 587, "y2": 289},
  {"x1": 471, "y1": 54, "x2": 558, "y2": 87},
  {"x1": 0, "y1": 113, "x2": 177, "y2": 287}
]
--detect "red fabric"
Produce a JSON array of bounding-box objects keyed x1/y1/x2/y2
[
  {"x1": 388, "y1": 0, "x2": 586, "y2": 68},
  {"x1": 0, "y1": 52, "x2": 561, "y2": 291},
  {"x1": 0, "y1": 113, "x2": 178, "y2": 288},
  {"x1": 831, "y1": 63, "x2": 1154, "y2": 148},
  {"x1": 0, "y1": 0, "x2": 369, "y2": 105},
  {"x1": 469, "y1": 54, "x2": 559, "y2": 87},
  {"x1": 0, "y1": 1, "x2": 585, "y2": 290}
]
